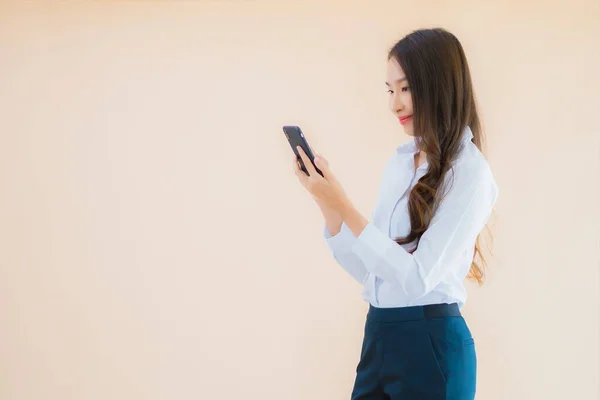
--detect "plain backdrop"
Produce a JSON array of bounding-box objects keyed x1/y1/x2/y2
[{"x1": 1, "y1": 1, "x2": 599, "y2": 399}]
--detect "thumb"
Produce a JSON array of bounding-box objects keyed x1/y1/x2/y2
[
  {"x1": 314, "y1": 153, "x2": 328, "y2": 167},
  {"x1": 314, "y1": 155, "x2": 331, "y2": 178}
]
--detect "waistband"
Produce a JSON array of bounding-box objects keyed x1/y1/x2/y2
[{"x1": 367, "y1": 303, "x2": 461, "y2": 323}]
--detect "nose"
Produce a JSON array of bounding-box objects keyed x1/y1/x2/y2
[{"x1": 390, "y1": 93, "x2": 404, "y2": 115}]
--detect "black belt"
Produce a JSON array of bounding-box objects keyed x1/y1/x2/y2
[{"x1": 367, "y1": 303, "x2": 461, "y2": 322}]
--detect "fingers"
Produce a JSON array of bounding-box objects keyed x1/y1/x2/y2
[
  {"x1": 293, "y1": 154, "x2": 308, "y2": 183},
  {"x1": 293, "y1": 154, "x2": 301, "y2": 174},
  {"x1": 297, "y1": 146, "x2": 318, "y2": 177},
  {"x1": 313, "y1": 154, "x2": 330, "y2": 179},
  {"x1": 313, "y1": 152, "x2": 328, "y2": 166}
]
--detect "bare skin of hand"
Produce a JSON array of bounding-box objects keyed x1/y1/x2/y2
[{"x1": 292, "y1": 146, "x2": 369, "y2": 238}]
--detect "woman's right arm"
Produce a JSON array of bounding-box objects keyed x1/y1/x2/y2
[
  {"x1": 318, "y1": 200, "x2": 369, "y2": 285},
  {"x1": 317, "y1": 200, "x2": 343, "y2": 236},
  {"x1": 302, "y1": 152, "x2": 368, "y2": 285}
]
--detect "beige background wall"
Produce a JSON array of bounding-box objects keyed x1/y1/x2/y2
[{"x1": 1, "y1": 1, "x2": 599, "y2": 399}]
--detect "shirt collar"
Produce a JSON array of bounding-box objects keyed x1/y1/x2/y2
[
  {"x1": 395, "y1": 125, "x2": 474, "y2": 155},
  {"x1": 461, "y1": 125, "x2": 474, "y2": 144}
]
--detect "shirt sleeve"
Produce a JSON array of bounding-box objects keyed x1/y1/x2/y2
[
  {"x1": 350, "y1": 161, "x2": 499, "y2": 298},
  {"x1": 324, "y1": 222, "x2": 369, "y2": 285}
]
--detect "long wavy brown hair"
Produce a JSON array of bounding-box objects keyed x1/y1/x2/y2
[{"x1": 389, "y1": 28, "x2": 491, "y2": 285}]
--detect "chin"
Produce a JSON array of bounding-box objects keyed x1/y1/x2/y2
[{"x1": 402, "y1": 126, "x2": 414, "y2": 136}]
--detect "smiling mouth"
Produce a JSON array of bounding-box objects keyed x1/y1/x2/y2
[{"x1": 399, "y1": 116, "x2": 412, "y2": 125}]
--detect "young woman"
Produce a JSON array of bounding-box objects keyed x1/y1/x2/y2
[{"x1": 293, "y1": 28, "x2": 499, "y2": 399}]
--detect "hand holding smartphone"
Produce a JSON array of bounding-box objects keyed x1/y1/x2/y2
[{"x1": 282, "y1": 125, "x2": 324, "y2": 177}]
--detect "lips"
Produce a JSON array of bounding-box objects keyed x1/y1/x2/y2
[{"x1": 399, "y1": 115, "x2": 412, "y2": 125}]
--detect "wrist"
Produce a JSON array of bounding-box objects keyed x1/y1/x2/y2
[
  {"x1": 338, "y1": 198, "x2": 355, "y2": 219},
  {"x1": 339, "y1": 200, "x2": 368, "y2": 238}
]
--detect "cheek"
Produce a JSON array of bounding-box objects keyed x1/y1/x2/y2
[{"x1": 404, "y1": 93, "x2": 414, "y2": 112}]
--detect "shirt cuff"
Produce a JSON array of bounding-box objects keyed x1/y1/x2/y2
[{"x1": 324, "y1": 222, "x2": 358, "y2": 254}]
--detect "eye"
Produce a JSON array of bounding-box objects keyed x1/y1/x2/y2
[
  {"x1": 387, "y1": 89, "x2": 394, "y2": 94},
  {"x1": 401, "y1": 86, "x2": 410, "y2": 92}
]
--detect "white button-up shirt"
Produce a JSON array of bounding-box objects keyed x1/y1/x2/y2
[{"x1": 324, "y1": 126, "x2": 499, "y2": 308}]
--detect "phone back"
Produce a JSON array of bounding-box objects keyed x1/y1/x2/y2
[{"x1": 282, "y1": 125, "x2": 323, "y2": 176}]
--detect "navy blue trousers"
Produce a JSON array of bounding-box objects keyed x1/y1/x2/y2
[{"x1": 351, "y1": 303, "x2": 477, "y2": 400}]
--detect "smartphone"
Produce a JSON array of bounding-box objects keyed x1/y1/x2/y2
[{"x1": 282, "y1": 125, "x2": 324, "y2": 177}]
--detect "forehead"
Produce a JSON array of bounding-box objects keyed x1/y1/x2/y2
[{"x1": 386, "y1": 57, "x2": 405, "y2": 82}]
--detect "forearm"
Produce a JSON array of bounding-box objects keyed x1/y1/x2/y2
[
  {"x1": 317, "y1": 200, "x2": 343, "y2": 236},
  {"x1": 339, "y1": 201, "x2": 369, "y2": 238}
]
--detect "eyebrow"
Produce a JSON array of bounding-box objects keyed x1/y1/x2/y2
[{"x1": 385, "y1": 77, "x2": 408, "y2": 86}]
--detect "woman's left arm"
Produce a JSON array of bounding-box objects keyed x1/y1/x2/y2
[
  {"x1": 341, "y1": 161, "x2": 499, "y2": 298},
  {"x1": 294, "y1": 147, "x2": 498, "y2": 299}
]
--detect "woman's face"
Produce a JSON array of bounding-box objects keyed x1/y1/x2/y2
[{"x1": 386, "y1": 57, "x2": 414, "y2": 136}]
